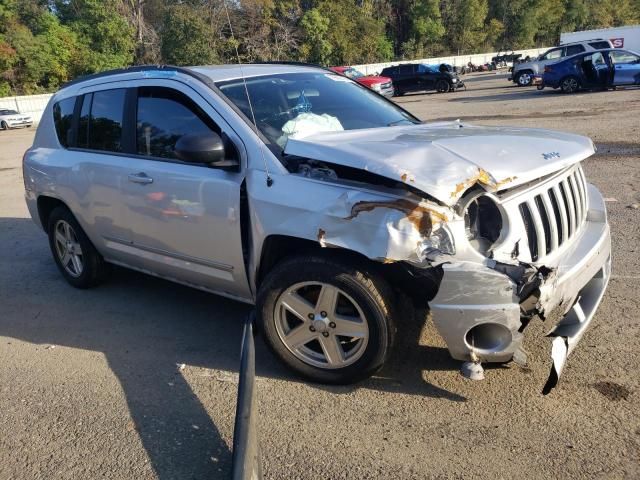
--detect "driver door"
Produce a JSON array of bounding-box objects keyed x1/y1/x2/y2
[
  {"x1": 119, "y1": 81, "x2": 251, "y2": 298},
  {"x1": 609, "y1": 50, "x2": 640, "y2": 85}
]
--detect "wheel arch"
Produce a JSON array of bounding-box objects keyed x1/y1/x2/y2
[
  {"x1": 37, "y1": 195, "x2": 68, "y2": 233},
  {"x1": 255, "y1": 234, "x2": 442, "y2": 306}
]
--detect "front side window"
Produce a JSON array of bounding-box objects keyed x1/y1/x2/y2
[
  {"x1": 609, "y1": 51, "x2": 640, "y2": 64},
  {"x1": 217, "y1": 72, "x2": 418, "y2": 150},
  {"x1": 52, "y1": 97, "x2": 76, "y2": 148},
  {"x1": 136, "y1": 87, "x2": 220, "y2": 159}
]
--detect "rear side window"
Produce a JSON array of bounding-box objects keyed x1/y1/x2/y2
[
  {"x1": 76, "y1": 89, "x2": 126, "y2": 152},
  {"x1": 589, "y1": 41, "x2": 610, "y2": 49},
  {"x1": 399, "y1": 64, "x2": 414, "y2": 75},
  {"x1": 136, "y1": 87, "x2": 220, "y2": 159},
  {"x1": 52, "y1": 97, "x2": 76, "y2": 148},
  {"x1": 566, "y1": 44, "x2": 585, "y2": 56}
]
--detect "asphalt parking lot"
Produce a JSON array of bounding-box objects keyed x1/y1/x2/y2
[{"x1": 1, "y1": 72, "x2": 639, "y2": 480}]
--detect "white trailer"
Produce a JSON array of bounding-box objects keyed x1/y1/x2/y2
[{"x1": 561, "y1": 25, "x2": 640, "y2": 53}]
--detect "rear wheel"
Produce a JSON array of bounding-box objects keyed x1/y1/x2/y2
[
  {"x1": 435, "y1": 79, "x2": 450, "y2": 93},
  {"x1": 257, "y1": 254, "x2": 395, "y2": 384},
  {"x1": 560, "y1": 76, "x2": 580, "y2": 94},
  {"x1": 47, "y1": 206, "x2": 108, "y2": 288}
]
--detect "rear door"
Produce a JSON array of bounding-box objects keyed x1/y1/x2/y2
[
  {"x1": 399, "y1": 64, "x2": 417, "y2": 92},
  {"x1": 66, "y1": 88, "x2": 135, "y2": 257},
  {"x1": 609, "y1": 50, "x2": 640, "y2": 85},
  {"x1": 118, "y1": 82, "x2": 251, "y2": 298}
]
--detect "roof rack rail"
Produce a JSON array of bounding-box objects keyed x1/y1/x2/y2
[
  {"x1": 60, "y1": 64, "x2": 214, "y2": 89},
  {"x1": 559, "y1": 38, "x2": 607, "y2": 45},
  {"x1": 250, "y1": 61, "x2": 333, "y2": 72}
]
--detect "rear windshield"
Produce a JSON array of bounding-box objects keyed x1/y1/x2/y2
[{"x1": 216, "y1": 72, "x2": 418, "y2": 150}]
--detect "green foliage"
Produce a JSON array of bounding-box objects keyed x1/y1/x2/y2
[
  {"x1": 0, "y1": 0, "x2": 638, "y2": 95},
  {"x1": 161, "y1": 4, "x2": 218, "y2": 66}
]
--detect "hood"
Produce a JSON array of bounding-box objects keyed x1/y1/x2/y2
[
  {"x1": 357, "y1": 75, "x2": 391, "y2": 86},
  {"x1": 284, "y1": 121, "x2": 595, "y2": 206}
]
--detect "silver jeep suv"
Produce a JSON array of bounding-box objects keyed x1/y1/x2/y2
[
  {"x1": 24, "y1": 64, "x2": 611, "y2": 392},
  {"x1": 511, "y1": 39, "x2": 613, "y2": 86}
]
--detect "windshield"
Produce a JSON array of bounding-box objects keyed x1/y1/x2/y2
[
  {"x1": 342, "y1": 68, "x2": 365, "y2": 79},
  {"x1": 0, "y1": 109, "x2": 18, "y2": 115},
  {"x1": 216, "y1": 72, "x2": 418, "y2": 149}
]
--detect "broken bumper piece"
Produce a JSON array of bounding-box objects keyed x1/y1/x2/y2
[{"x1": 430, "y1": 182, "x2": 611, "y2": 393}]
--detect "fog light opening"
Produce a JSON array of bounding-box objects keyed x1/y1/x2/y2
[{"x1": 465, "y1": 323, "x2": 512, "y2": 353}]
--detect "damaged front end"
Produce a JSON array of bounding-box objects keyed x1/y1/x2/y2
[{"x1": 250, "y1": 122, "x2": 610, "y2": 393}]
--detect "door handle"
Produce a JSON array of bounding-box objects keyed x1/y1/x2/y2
[{"x1": 128, "y1": 172, "x2": 154, "y2": 184}]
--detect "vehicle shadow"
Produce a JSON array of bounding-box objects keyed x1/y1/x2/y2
[{"x1": 0, "y1": 217, "x2": 467, "y2": 476}]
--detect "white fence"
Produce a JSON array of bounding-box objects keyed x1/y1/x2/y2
[
  {"x1": 0, "y1": 46, "x2": 550, "y2": 123},
  {"x1": 0, "y1": 93, "x2": 52, "y2": 124},
  {"x1": 353, "y1": 47, "x2": 549, "y2": 75}
]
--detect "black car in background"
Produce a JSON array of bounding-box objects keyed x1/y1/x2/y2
[{"x1": 380, "y1": 63, "x2": 465, "y2": 96}]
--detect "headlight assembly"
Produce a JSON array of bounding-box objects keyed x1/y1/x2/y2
[{"x1": 463, "y1": 193, "x2": 504, "y2": 256}]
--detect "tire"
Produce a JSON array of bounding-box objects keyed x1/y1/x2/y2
[
  {"x1": 435, "y1": 79, "x2": 450, "y2": 93},
  {"x1": 256, "y1": 253, "x2": 396, "y2": 384},
  {"x1": 47, "y1": 206, "x2": 108, "y2": 288},
  {"x1": 393, "y1": 86, "x2": 404, "y2": 97},
  {"x1": 1, "y1": 121, "x2": 8, "y2": 130},
  {"x1": 516, "y1": 70, "x2": 533, "y2": 87},
  {"x1": 560, "y1": 76, "x2": 580, "y2": 94}
]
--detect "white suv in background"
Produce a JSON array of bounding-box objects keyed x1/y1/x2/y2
[{"x1": 510, "y1": 39, "x2": 613, "y2": 86}]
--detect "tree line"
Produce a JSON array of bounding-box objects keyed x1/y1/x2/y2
[{"x1": 1, "y1": 0, "x2": 638, "y2": 96}]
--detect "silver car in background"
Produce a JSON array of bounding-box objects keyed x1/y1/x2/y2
[
  {"x1": 23, "y1": 64, "x2": 611, "y2": 392},
  {"x1": 510, "y1": 39, "x2": 613, "y2": 86},
  {"x1": 1, "y1": 108, "x2": 33, "y2": 129}
]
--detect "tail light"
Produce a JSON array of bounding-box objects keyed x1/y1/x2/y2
[
  {"x1": 544, "y1": 66, "x2": 553, "y2": 73},
  {"x1": 22, "y1": 149, "x2": 30, "y2": 190}
]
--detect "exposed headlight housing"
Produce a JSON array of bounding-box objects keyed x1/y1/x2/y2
[{"x1": 463, "y1": 193, "x2": 504, "y2": 256}]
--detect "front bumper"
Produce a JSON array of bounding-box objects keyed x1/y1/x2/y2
[
  {"x1": 429, "y1": 183, "x2": 611, "y2": 391},
  {"x1": 6, "y1": 119, "x2": 33, "y2": 128}
]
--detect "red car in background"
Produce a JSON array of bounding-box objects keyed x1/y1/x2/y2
[{"x1": 329, "y1": 66, "x2": 394, "y2": 97}]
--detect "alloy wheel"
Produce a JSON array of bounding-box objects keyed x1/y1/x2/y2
[
  {"x1": 518, "y1": 72, "x2": 532, "y2": 86},
  {"x1": 274, "y1": 281, "x2": 369, "y2": 369},
  {"x1": 53, "y1": 219, "x2": 84, "y2": 277},
  {"x1": 562, "y1": 77, "x2": 578, "y2": 93}
]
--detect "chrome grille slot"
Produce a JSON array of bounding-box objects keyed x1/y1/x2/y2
[{"x1": 517, "y1": 165, "x2": 588, "y2": 262}]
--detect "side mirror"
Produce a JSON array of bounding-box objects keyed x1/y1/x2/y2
[{"x1": 174, "y1": 132, "x2": 239, "y2": 170}]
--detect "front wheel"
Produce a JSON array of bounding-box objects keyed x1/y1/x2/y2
[
  {"x1": 1, "y1": 121, "x2": 8, "y2": 130},
  {"x1": 435, "y1": 79, "x2": 450, "y2": 93},
  {"x1": 560, "y1": 76, "x2": 580, "y2": 94},
  {"x1": 516, "y1": 71, "x2": 533, "y2": 86},
  {"x1": 257, "y1": 254, "x2": 395, "y2": 384},
  {"x1": 393, "y1": 86, "x2": 404, "y2": 97}
]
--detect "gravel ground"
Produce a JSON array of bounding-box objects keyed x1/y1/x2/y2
[{"x1": 1, "y1": 73, "x2": 638, "y2": 480}]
